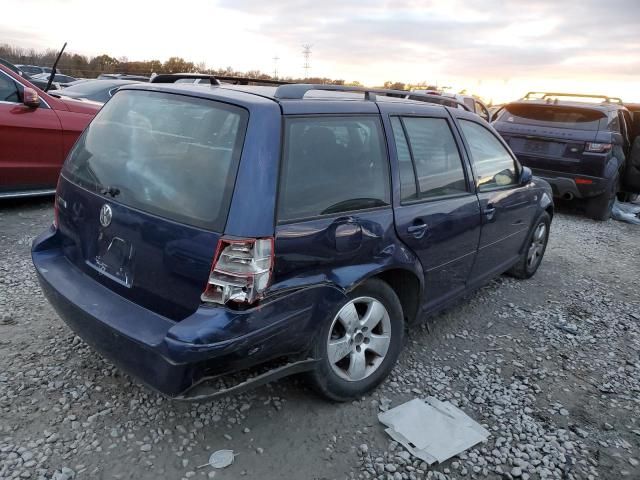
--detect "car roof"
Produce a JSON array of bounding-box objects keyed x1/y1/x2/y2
[{"x1": 120, "y1": 82, "x2": 458, "y2": 115}]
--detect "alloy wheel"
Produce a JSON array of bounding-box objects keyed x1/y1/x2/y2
[
  {"x1": 327, "y1": 296, "x2": 391, "y2": 382},
  {"x1": 526, "y1": 223, "x2": 547, "y2": 270}
]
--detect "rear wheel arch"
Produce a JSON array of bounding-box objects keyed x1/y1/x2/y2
[
  {"x1": 544, "y1": 205, "x2": 554, "y2": 219},
  {"x1": 368, "y1": 268, "x2": 422, "y2": 325}
]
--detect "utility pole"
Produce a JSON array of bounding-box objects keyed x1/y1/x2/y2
[
  {"x1": 302, "y1": 44, "x2": 312, "y2": 79},
  {"x1": 272, "y1": 55, "x2": 279, "y2": 79}
]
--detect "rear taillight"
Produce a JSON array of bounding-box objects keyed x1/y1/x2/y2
[
  {"x1": 201, "y1": 237, "x2": 274, "y2": 306},
  {"x1": 585, "y1": 142, "x2": 612, "y2": 153}
]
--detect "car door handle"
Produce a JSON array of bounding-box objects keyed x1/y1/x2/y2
[
  {"x1": 407, "y1": 222, "x2": 428, "y2": 238},
  {"x1": 483, "y1": 205, "x2": 496, "y2": 220}
]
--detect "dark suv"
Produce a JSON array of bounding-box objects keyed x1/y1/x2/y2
[
  {"x1": 493, "y1": 92, "x2": 640, "y2": 220},
  {"x1": 32, "y1": 83, "x2": 553, "y2": 401}
]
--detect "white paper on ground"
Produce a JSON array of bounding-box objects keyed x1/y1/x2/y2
[{"x1": 378, "y1": 397, "x2": 490, "y2": 464}]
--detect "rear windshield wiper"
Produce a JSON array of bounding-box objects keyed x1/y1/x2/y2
[{"x1": 101, "y1": 186, "x2": 121, "y2": 198}]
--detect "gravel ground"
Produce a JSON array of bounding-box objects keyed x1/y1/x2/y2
[{"x1": 1, "y1": 198, "x2": 639, "y2": 480}]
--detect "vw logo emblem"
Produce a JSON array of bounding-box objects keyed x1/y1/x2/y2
[{"x1": 99, "y1": 204, "x2": 113, "y2": 227}]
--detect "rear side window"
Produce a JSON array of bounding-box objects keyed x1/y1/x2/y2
[
  {"x1": 459, "y1": 120, "x2": 518, "y2": 191},
  {"x1": 63, "y1": 90, "x2": 248, "y2": 231},
  {"x1": 499, "y1": 104, "x2": 605, "y2": 131},
  {"x1": 391, "y1": 117, "x2": 468, "y2": 200},
  {"x1": 391, "y1": 117, "x2": 418, "y2": 201},
  {"x1": 278, "y1": 116, "x2": 390, "y2": 222}
]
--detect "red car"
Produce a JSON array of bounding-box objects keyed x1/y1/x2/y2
[{"x1": 0, "y1": 64, "x2": 100, "y2": 198}]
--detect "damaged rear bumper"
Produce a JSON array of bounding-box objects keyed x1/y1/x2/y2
[{"x1": 32, "y1": 234, "x2": 345, "y2": 397}]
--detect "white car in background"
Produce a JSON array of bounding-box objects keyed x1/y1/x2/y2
[{"x1": 411, "y1": 89, "x2": 491, "y2": 121}]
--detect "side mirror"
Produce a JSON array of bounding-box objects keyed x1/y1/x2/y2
[
  {"x1": 520, "y1": 166, "x2": 533, "y2": 186},
  {"x1": 23, "y1": 87, "x2": 41, "y2": 108}
]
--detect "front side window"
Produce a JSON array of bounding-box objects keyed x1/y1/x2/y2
[
  {"x1": 392, "y1": 117, "x2": 468, "y2": 200},
  {"x1": 0, "y1": 73, "x2": 20, "y2": 103},
  {"x1": 459, "y1": 120, "x2": 518, "y2": 191},
  {"x1": 278, "y1": 116, "x2": 390, "y2": 222}
]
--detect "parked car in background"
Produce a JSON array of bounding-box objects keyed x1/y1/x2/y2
[
  {"x1": 49, "y1": 79, "x2": 141, "y2": 104},
  {"x1": 0, "y1": 64, "x2": 99, "y2": 198},
  {"x1": 32, "y1": 72, "x2": 78, "y2": 88},
  {"x1": 32, "y1": 83, "x2": 553, "y2": 402},
  {"x1": 411, "y1": 90, "x2": 490, "y2": 120},
  {"x1": 445, "y1": 93, "x2": 490, "y2": 121},
  {"x1": 15, "y1": 64, "x2": 56, "y2": 76},
  {"x1": 1, "y1": 58, "x2": 58, "y2": 91},
  {"x1": 98, "y1": 73, "x2": 150, "y2": 82},
  {"x1": 489, "y1": 104, "x2": 504, "y2": 119},
  {"x1": 493, "y1": 92, "x2": 640, "y2": 219}
]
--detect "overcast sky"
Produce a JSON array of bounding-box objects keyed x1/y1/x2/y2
[{"x1": 3, "y1": 0, "x2": 639, "y2": 102}]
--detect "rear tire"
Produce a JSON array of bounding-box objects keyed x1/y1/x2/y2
[
  {"x1": 508, "y1": 212, "x2": 551, "y2": 279},
  {"x1": 586, "y1": 175, "x2": 618, "y2": 221},
  {"x1": 308, "y1": 278, "x2": 404, "y2": 401},
  {"x1": 617, "y1": 192, "x2": 639, "y2": 203}
]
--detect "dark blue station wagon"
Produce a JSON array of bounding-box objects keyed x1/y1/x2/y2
[{"x1": 32, "y1": 83, "x2": 554, "y2": 401}]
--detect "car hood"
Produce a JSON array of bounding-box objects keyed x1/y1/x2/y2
[{"x1": 57, "y1": 96, "x2": 102, "y2": 114}]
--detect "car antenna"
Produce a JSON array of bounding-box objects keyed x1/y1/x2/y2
[{"x1": 45, "y1": 42, "x2": 67, "y2": 92}]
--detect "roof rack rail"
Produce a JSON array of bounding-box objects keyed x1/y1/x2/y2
[
  {"x1": 216, "y1": 75, "x2": 291, "y2": 86},
  {"x1": 150, "y1": 73, "x2": 220, "y2": 85},
  {"x1": 273, "y1": 84, "x2": 468, "y2": 110},
  {"x1": 523, "y1": 91, "x2": 623, "y2": 104}
]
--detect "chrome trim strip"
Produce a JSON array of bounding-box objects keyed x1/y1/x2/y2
[{"x1": 0, "y1": 189, "x2": 56, "y2": 199}]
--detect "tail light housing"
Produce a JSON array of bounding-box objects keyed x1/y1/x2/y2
[
  {"x1": 201, "y1": 237, "x2": 274, "y2": 306},
  {"x1": 585, "y1": 142, "x2": 612, "y2": 153}
]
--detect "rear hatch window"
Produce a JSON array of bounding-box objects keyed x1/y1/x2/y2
[
  {"x1": 499, "y1": 104, "x2": 606, "y2": 131},
  {"x1": 63, "y1": 89, "x2": 248, "y2": 231}
]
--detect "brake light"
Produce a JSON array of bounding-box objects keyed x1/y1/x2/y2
[
  {"x1": 585, "y1": 142, "x2": 612, "y2": 153},
  {"x1": 201, "y1": 237, "x2": 274, "y2": 305},
  {"x1": 575, "y1": 178, "x2": 593, "y2": 185}
]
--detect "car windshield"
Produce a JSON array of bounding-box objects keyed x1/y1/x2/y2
[
  {"x1": 500, "y1": 104, "x2": 606, "y2": 131},
  {"x1": 62, "y1": 90, "x2": 249, "y2": 231}
]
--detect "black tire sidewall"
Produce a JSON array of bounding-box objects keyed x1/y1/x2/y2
[
  {"x1": 309, "y1": 278, "x2": 404, "y2": 401},
  {"x1": 524, "y1": 212, "x2": 550, "y2": 276},
  {"x1": 587, "y1": 174, "x2": 618, "y2": 220}
]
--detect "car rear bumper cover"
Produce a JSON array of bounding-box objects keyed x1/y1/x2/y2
[
  {"x1": 32, "y1": 230, "x2": 343, "y2": 396},
  {"x1": 531, "y1": 168, "x2": 608, "y2": 199}
]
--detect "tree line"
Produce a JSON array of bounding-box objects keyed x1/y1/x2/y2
[{"x1": 0, "y1": 43, "x2": 433, "y2": 90}]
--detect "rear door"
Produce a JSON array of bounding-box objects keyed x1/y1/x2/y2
[
  {"x1": 381, "y1": 104, "x2": 481, "y2": 311},
  {"x1": 273, "y1": 112, "x2": 397, "y2": 293},
  {"x1": 455, "y1": 116, "x2": 537, "y2": 284},
  {"x1": 0, "y1": 69, "x2": 63, "y2": 193},
  {"x1": 56, "y1": 89, "x2": 251, "y2": 320}
]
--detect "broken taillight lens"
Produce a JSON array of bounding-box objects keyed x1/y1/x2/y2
[{"x1": 201, "y1": 237, "x2": 274, "y2": 305}]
